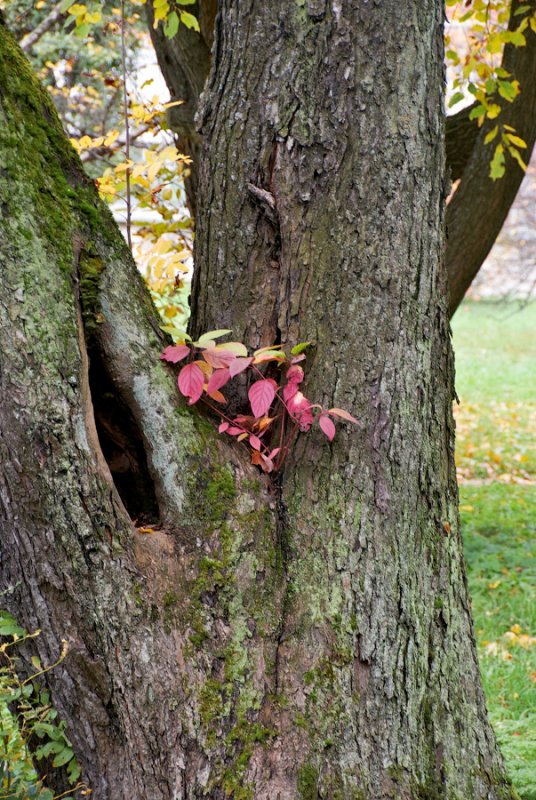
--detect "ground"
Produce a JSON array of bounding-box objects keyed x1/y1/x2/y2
[{"x1": 453, "y1": 300, "x2": 536, "y2": 800}]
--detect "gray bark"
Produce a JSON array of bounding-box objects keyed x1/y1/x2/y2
[{"x1": 0, "y1": 6, "x2": 515, "y2": 800}]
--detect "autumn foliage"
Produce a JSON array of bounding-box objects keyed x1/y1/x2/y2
[{"x1": 161, "y1": 332, "x2": 358, "y2": 473}]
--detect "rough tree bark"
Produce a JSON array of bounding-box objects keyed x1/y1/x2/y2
[{"x1": 0, "y1": 5, "x2": 516, "y2": 800}]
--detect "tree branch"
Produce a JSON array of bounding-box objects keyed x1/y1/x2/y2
[
  {"x1": 146, "y1": 0, "x2": 217, "y2": 216},
  {"x1": 446, "y1": 0, "x2": 536, "y2": 317},
  {"x1": 446, "y1": 105, "x2": 479, "y2": 182},
  {"x1": 19, "y1": 1, "x2": 65, "y2": 52}
]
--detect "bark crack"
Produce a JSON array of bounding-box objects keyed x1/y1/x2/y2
[{"x1": 273, "y1": 471, "x2": 291, "y2": 695}]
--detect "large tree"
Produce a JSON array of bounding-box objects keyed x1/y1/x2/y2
[{"x1": 0, "y1": 4, "x2": 517, "y2": 800}]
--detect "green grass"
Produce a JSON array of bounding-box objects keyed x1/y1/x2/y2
[
  {"x1": 453, "y1": 301, "x2": 536, "y2": 403},
  {"x1": 453, "y1": 300, "x2": 536, "y2": 799}
]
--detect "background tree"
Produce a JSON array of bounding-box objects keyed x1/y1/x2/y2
[{"x1": 0, "y1": 5, "x2": 518, "y2": 800}]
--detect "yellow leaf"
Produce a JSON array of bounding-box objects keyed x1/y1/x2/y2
[
  {"x1": 104, "y1": 129, "x2": 120, "y2": 147},
  {"x1": 68, "y1": 4, "x2": 87, "y2": 15}
]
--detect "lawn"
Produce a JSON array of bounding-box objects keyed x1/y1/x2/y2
[{"x1": 452, "y1": 300, "x2": 536, "y2": 799}]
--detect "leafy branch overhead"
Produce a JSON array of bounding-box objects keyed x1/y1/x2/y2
[
  {"x1": 446, "y1": 0, "x2": 536, "y2": 178},
  {"x1": 161, "y1": 333, "x2": 359, "y2": 473}
]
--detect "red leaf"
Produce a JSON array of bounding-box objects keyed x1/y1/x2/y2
[
  {"x1": 319, "y1": 414, "x2": 336, "y2": 441},
  {"x1": 226, "y1": 426, "x2": 245, "y2": 436},
  {"x1": 229, "y1": 357, "x2": 253, "y2": 377},
  {"x1": 177, "y1": 363, "x2": 204, "y2": 404},
  {"x1": 202, "y1": 348, "x2": 236, "y2": 370},
  {"x1": 218, "y1": 422, "x2": 230, "y2": 433},
  {"x1": 249, "y1": 434, "x2": 262, "y2": 451},
  {"x1": 248, "y1": 379, "x2": 277, "y2": 418},
  {"x1": 328, "y1": 408, "x2": 359, "y2": 424},
  {"x1": 160, "y1": 344, "x2": 190, "y2": 363},
  {"x1": 207, "y1": 368, "x2": 231, "y2": 394}
]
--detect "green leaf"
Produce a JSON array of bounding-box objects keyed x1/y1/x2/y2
[
  {"x1": 490, "y1": 143, "x2": 505, "y2": 180},
  {"x1": 290, "y1": 341, "x2": 311, "y2": 356},
  {"x1": 195, "y1": 329, "x2": 232, "y2": 345},
  {"x1": 484, "y1": 126, "x2": 499, "y2": 145},
  {"x1": 469, "y1": 104, "x2": 486, "y2": 121},
  {"x1": 164, "y1": 10, "x2": 179, "y2": 38},
  {"x1": 484, "y1": 78, "x2": 496, "y2": 95},
  {"x1": 178, "y1": 0, "x2": 196, "y2": 4},
  {"x1": 180, "y1": 10, "x2": 200, "y2": 30},
  {"x1": 0, "y1": 611, "x2": 25, "y2": 637},
  {"x1": 506, "y1": 30, "x2": 526, "y2": 46},
  {"x1": 74, "y1": 22, "x2": 90, "y2": 37},
  {"x1": 59, "y1": 0, "x2": 75, "y2": 11},
  {"x1": 448, "y1": 92, "x2": 465, "y2": 108},
  {"x1": 514, "y1": 4, "x2": 531, "y2": 14},
  {"x1": 498, "y1": 80, "x2": 517, "y2": 102},
  {"x1": 52, "y1": 747, "x2": 74, "y2": 768}
]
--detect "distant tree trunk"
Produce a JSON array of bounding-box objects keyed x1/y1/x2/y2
[
  {"x1": 0, "y1": 7, "x2": 516, "y2": 800},
  {"x1": 445, "y1": 0, "x2": 536, "y2": 315}
]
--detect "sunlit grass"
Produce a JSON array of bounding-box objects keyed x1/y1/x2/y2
[{"x1": 453, "y1": 301, "x2": 536, "y2": 799}]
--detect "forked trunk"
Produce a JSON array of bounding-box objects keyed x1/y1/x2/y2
[{"x1": 0, "y1": 5, "x2": 514, "y2": 799}]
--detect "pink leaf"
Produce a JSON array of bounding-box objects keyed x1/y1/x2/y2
[
  {"x1": 283, "y1": 382, "x2": 299, "y2": 403},
  {"x1": 248, "y1": 379, "x2": 277, "y2": 418},
  {"x1": 202, "y1": 348, "x2": 236, "y2": 370},
  {"x1": 286, "y1": 365, "x2": 304, "y2": 384},
  {"x1": 260, "y1": 454, "x2": 274, "y2": 472},
  {"x1": 287, "y1": 391, "x2": 314, "y2": 431},
  {"x1": 291, "y1": 354, "x2": 306, "y2": 364},
  {"x1": 177, "y1": 363, "x2": 204, "y2": 405},
  {"x1": 328, "y1": 408, "x2": 359, "y2": 424},
  {"x1": 229, "y1": 357, "x2": 253, "y2": 377},
  {"x1": 160, "y1": 344, "x2": 190, "y2": 363},
  {"x1": 251, "y1": 451, "x2": 274, "y2": 472},
  {"x1": 218, "y1": 422, "x2": 230, "y2": 433},
  {"x1": 319, "y1": 414, "x2": 336, "y2": 441},
  {"x1": 249, "y1": 434, "x2": 262, "y2": 451},
  {"x1": 269, "y1": 447, "x2": 281, "y2": 460},
  {"x1": 226, "y1": 426, "x2": 245, "y2": 436},
  {"x1": 207, "y1": 368, "x2": 231, "y2": 394}
]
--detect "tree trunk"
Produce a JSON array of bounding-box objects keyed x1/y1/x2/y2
[{"x1": 0, "y1": 7, "x2": 515, "y2": 800}]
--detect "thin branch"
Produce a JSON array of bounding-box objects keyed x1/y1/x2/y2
[
  {"x1": 19, "y1": 1, "x2": 65, "y2": 52},
  {"x1": 120, "y1": 0, "x2": 132, "y2": 251}
]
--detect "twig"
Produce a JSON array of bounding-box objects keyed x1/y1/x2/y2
[
  {"x1": 19, "y1": 1, "x2": 65, "y2": 52},
  {"x1": 120, "y1": 0, "x2": 132, "y2": 250}
]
